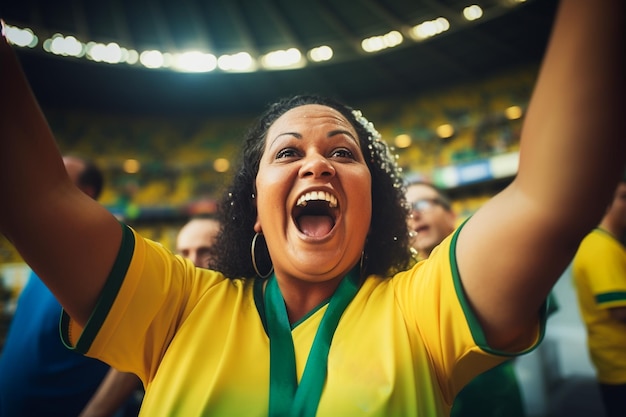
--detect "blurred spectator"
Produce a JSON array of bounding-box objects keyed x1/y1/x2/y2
[
  {"x1": 176, "y1": 214, "x2": 220, "y2": 268},
  {"x1": 0, "y1": 156, "x2": 141, "y2": 417},
  {"x1": 405, "y1": 181, "x2": 456, "y2": 260},
  {"x1": 572, "y1": 177, "x2": 626, "y2": 417}
]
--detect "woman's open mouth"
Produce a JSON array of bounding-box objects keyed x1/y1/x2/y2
[{"x1": 293, "y1": 191, "x2": 339, "y2": 237}]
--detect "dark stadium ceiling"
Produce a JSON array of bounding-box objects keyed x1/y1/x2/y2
[{"x1": 1, "y1": 0, "x2": 558, "y2": 117}]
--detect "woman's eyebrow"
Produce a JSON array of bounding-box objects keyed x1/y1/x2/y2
[
  {"x1": 269, "y1": 132, "x2": 302, "y2": 147},
  {"x1": 270, "y1": 129, "x2": 357, "y2": 147},
  {"x1": 328, "y1": 129, "x2": 358, "y2": 144}
]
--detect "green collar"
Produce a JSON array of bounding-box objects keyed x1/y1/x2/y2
[{"x1": 255, "y1": 268, "x2": 360, "y2": 417}]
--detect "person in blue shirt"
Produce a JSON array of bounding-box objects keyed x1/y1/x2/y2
[{"x1": 0, "y1": 156, "x2": 141, "y2": 417}]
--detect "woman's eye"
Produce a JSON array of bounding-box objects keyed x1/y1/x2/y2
[
  {"x1": 331, "y1": 148, "x2": 354, "y2": 159},
  {"x1": 275, "y1": 148, "x2": 299, "y2": 159}
]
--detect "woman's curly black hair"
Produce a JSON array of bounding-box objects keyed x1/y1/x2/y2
[{"x1": 209, "y1": 95, "x2": 412, "y2": 279}]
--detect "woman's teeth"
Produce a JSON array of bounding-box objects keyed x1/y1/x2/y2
[{"x1": 296, "y1": 191, "x2": 337, "y2": 208}]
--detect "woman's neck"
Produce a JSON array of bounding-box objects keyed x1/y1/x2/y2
[{"x1": 274, "y1": 275, "x2": 344, "y2": 324}]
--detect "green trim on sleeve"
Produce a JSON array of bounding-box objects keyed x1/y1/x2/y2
[
  {"x1": 596, "y1": 291, "x2": 626, "y2": 305},
  {"x1": 449, "y1": 219, "x2": 548, "y2": 357},
  {"x1": 60, "y1": 222, "x2": 135, "y2": 354}
]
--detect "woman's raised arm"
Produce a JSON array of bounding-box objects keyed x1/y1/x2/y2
[
  {"x1": 0, "y1": 27, "x2": 123, "y2": 325},
  {"x1": 455, "y1": 0, "x2": 625, "y2": 350}
]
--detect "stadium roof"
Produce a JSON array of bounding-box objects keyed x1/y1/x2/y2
[{"x1": 1, "y1": 0, "x2": 558, "y2": 117}]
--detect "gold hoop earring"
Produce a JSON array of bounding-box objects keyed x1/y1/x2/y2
[{"x1": 251, "y1": 232, "x2": 273, "y2": 279}]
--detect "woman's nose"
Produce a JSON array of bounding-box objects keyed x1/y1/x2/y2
[{"x1": 299, "y1": 154, "x2": 335, "y2": 178}]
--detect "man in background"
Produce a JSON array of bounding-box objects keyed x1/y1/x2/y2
[
  {"x1": 406, "y1": 180, "x2": 527, "y2": 417},
  {"x1": 406, "y1": 181, "x2": 457, "y2": 260},
  {"x1": 572, "y1": 177, "x2": 626, "y2": 417},
  {"x1": 0, "y1": 156, "x2": 141, "y2": 417},
  {"x1": 176, "y1": 214, "x2": 220, "y2": 268}
]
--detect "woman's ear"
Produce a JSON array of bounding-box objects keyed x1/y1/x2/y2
[{"x1": 252, "y1": 186, "x2": 261, "y2": 233}]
